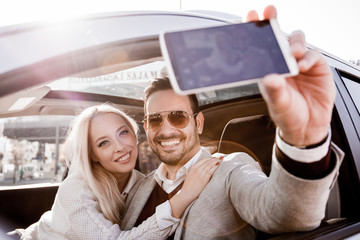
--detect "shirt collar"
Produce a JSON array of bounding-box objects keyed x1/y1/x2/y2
[{"x1": 154, "y1": 148, "x2": 204, "y2": 187}]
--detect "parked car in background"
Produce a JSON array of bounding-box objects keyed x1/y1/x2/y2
[{"x1": 0, "y1": 10, "x2": 359, "y2": 239}]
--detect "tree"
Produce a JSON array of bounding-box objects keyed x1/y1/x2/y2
[
  {"x1": 10, "y1": 139, "x2": 24, "y2": 183},
  {"x1": 0, "y1": 152, "x2": 3, "y2": 173}
]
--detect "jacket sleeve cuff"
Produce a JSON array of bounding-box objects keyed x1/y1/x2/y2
[{"x1": 275, "y1": 127, "x2": 331, "y2": 163}]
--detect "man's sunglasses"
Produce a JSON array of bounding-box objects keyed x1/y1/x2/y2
[{"x1": 143, "y1": 110, "x2": 198, "y2": 132}]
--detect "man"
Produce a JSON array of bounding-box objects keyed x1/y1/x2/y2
[{"x1": 121, "y1": 6, "x2": 344, "y2": 239}]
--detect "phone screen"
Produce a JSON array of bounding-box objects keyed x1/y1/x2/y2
[{"x1": 162, "y1": 20, "x2": 296, "y2": 93}]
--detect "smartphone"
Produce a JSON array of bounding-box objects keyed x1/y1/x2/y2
[{"x1": 160, "y1": 19, "x2": 298, "y2": 95}]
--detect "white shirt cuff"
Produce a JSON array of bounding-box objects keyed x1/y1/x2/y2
[
  {"x1": 155, "y1": 200, "x2": 180, "y2": 233},
  {"x1": 276, "y1": 127, "x2": 331, "y2": 163}
]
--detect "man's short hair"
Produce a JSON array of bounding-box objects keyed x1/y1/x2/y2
[{"x1": 144, "y1": 76, "x2": 199, "y2": 114}]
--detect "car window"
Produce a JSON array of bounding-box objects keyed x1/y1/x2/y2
[
  {"x1": 342, "y1": 76, "x2": 360, "y2": 114},
  {"x1": 0, "y1": 115, "x2": 161, "y2": 187},
  {"x1": 197, "y1": 83, "x2": 260, "y2": 105},
  {"x1": 0, "y1": 115, "x2": 73, "y2": 186}
]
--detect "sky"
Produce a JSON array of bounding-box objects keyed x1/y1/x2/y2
[{"x1": 1, "y1": 0, "x2": 359, "y2": 62}]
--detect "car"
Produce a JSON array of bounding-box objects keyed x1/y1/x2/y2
[{"x1": 0, "y1": 10, "x2": 359, "y2": 240}]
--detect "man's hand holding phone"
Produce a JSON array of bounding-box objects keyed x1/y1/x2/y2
[
  {"x1": 250, "y1": 6, "x2": 335, "y2": 147},
  {"x1": 160, "y1": 4, "x2": 335, "y2": 147}
]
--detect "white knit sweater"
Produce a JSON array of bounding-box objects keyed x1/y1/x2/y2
[{"x1": 19, "y1": 171, "x2": 174, "y2": 240}]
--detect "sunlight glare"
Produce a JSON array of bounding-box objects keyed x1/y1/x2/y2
[
  {"x1": 1, "y1": 0, "x2": 179, "y2": 26},
  {"x1": 1, "y1": 0, "x2": 94, "y2": 26}
]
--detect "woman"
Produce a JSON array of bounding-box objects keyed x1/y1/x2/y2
[{"x1": 14, "y1": 104, "x2": 220, "y2": 239}]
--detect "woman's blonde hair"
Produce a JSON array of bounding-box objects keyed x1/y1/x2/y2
[{"x1": 64, "y1": 103, "x2": 139, "y2": 224}]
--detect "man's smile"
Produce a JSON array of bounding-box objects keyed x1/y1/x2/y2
[{"x1": 160, "y1": 139, "x2": 181, "y2": 147}]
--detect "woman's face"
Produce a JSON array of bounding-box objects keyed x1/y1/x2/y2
[{"x1": 89, "y1": 112, "x2": 138, "y2": 181}]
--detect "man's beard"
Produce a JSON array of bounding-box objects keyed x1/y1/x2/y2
[
  {"x1": 149, "y1": 129, "x2": 200, "y2": 166},
  {"x1": 155, "y1": 147, "x2": 195, "y2": 166}
]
